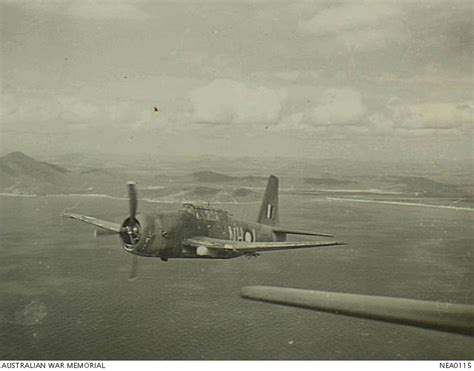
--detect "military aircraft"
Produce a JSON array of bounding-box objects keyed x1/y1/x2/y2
[
  {"x1": 241, "y1": 286, "x2": 474, "y2": 337},
  {"x1": 64, "y1": 175, "x2": 344, "y2": 278}
]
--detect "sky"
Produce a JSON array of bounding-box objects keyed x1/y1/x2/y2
[{"x1": 1, "y1": 0, "x2": 472, "y2": 162}]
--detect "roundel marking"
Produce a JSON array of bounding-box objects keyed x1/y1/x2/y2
[{"x1": 244, "y1": 231, "x2": 253, "y2": 242}]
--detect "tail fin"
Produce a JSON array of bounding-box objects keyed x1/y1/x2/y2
[{"x1": 257, "y1": 175, "x2": 279, "y2": 226}]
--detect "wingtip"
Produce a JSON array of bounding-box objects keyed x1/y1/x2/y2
[
  {"x1": 241, "y1": 285, "x2": 278, "y2": 300},
  {"x1": 240, "y1": 286, "x2": 251, "y2": 298},
  {"x1": 321, "y1": 233, "x2": 334, "y2": 238},
  {"x1": 241, "y1": 285, "x2": 265, "y2": 299}
]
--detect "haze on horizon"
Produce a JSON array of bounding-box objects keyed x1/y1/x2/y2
[{"x1": 1, "y1": 0, "x2": 472, "y2": 163}]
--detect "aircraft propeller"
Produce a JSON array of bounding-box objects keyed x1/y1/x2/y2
[
  {"x1": 123, "y1": 182, "x2": 141, "y2": 245},
  {"x1": 125, "y1": 182, "x2": 140, "y2": 281},
  {"x1": 129, "y1": 255, "x2": 139, "y2": 281},
  {"x1": 127, "y1": 182, "x2": 138, "y2": 225},
  {"x1": 85, "y1": 180, "x2": 141, "y2": 279}
]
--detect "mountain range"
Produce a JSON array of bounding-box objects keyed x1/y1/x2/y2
[{"x1": 0, "y1": 152, "x2": 471, "y2": 201}]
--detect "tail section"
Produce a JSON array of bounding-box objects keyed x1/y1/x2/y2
[{"x1": 257, "y1": 175, "x2": 279, "y2": 226}]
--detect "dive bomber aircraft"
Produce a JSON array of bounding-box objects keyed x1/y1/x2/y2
[{"x1": 64, "y1": 175, "x2": 344, "y2": 275}]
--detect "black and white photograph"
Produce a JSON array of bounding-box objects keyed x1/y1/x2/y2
[{"x1": 0, "y1": 0, "x2": 473, "y2": 362}]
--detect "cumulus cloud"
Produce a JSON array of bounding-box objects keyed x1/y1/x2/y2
[
  {"x1": 309, "y1": 88, "x2": 366, "y2": 126},
  {"x1": 190, "y1": 79, "x2": 286, "y2": 126},
  {"x1": 276, "y1": 112, "x2": 307, "y2": 132},
  {"x1": 274, "y1": 88, "x2": 366, "y2": 132},
  {"x1": 368, "y1": 113, "x2": 394, "y2": 134},
  {"x1": 389, "y1": 100, "x2": 473, "y2": 130},
  {"x1": 274, "y1": 88, "x2": 472, "y2": 136},
  {"x1": 365, "y1": 99, "x2": 473, "y2": 136},
  {"x1": 1, "y1": 91, "x2": 159, "y2": 131}
]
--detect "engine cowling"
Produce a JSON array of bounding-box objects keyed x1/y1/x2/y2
[{"x1": 119, "y1": 214, "x2": 160, "y2": 257}]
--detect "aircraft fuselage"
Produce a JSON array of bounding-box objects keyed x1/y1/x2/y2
[{"x1": 119, "y1": 204, "x2": 280, "y2": 260}]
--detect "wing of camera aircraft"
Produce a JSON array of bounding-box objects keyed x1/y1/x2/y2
[{"x1": 241, "y1": 286, "x2": 474, "y2": 337}]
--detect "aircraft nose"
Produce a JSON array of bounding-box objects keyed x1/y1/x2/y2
[{"x1": 119, "y1": 217, "x2": 141, "y2": 252}]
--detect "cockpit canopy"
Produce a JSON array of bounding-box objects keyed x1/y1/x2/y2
[{"x1": 181, "y1": 203, "x2": 229, "y2": 221}]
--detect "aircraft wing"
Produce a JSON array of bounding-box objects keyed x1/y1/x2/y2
[
  {"x1": 272, "y1": 226, "x2": 334, "y2": 237},
  {"x1": 183, "y1": 236, "x2": 345, "y2": 253},
  {"x1": 63, "y1": 212, "x2": 121, "y2": 233},
  {"x1": 241, "y1": 286, "x2": 474, "y2": 337}
]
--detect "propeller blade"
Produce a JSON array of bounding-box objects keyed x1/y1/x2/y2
[
  {"x1": 127, "y1": 182, "x2": 138, "y2": 224},
  {"x1": 128, "y1": 255, "x2": 138, "y2": 281}
]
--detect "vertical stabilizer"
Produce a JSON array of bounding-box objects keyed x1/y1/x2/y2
[{"x1": 257, "y1": 175, "x2": 279, "y2": 226}]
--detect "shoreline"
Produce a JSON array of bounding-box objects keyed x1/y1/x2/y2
[
  {"x1": 326, "y1": 197, "x2": 474, "y2": 212},
  {"x1": 1, "y1": 192, "x2": 472, "y2": 210},
  {"x1": 0, "y1": 193, "x2": 261, "y2": 205}
]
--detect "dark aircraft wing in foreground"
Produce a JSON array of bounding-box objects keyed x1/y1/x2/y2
[
  {"x1": 64, "y1": 212, "x2": 121, "y2": 233},
  {"x1": 241, "y1": 286, "x2": 474, "y2": 337},
  {"x1": 183, "y1": 236, "x2": 344, "y2": 253}
]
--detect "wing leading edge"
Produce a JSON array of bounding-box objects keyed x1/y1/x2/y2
[
  {"x1": 241, "y1": 286, "x2": 474, "y2": 337},
  {"x1": 272, "y1": 226, "x2": 334, "y2": 238},
  {"x1": 183, "y1": 236, "x2": 345, "y2": 253},
  {"x1": 63, "y1": 212, "x2": 121, "y2": 233}
]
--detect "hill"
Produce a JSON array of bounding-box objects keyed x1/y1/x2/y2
[
  {"x1": 0, "y1": 152, "x2": 127, "y2": 195},
  {"x1": 304, "y1": 177, "x2": 357, "y2": 187},
  {"x1": 190, "y1": 171, "x2": 235, "y2": 182},
  {"x1": 0, "y1": 152, "x2": 74, "y2": 194},
  {"x1": 190, "y1": 171, "x2": 268, "y2": 185}
]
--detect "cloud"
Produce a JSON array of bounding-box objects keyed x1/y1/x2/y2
[
  {"x1": 275, "y1": 112, "x2": 307, "y2": 132},
  {"x1": 1, "y1": 92, "x2": 61, "y2": 123},
  {"x1": 190, "y1": 79, "x2": 286, "y2": 126},
  {"x1": 298, "y1": 2, "x2": 406, "y2": 52},
  {"x1": 1, "y1": 92, "x2": 99, "y2": 124},
  {"x1": 65, "y1": 1, "x2": 148, "y2": 20},
  {"x1": 299, "y1": 3, "x2": 391, "y2": 35},
  {"x1": 56, "y1": 96, "x2": 99, "y2": 123},
  {"x1": 390, "y1": 101, "x2": 473, "y2": 130},
  {"x1": 309, "y1": 88, "x2": 366, "y2": 126},
  {"x1": 274, "y1": 71, "x2": 301, "y2": 82},
  {"x1": 368, "y1": 113, "x2": 394, "y2": 134},
  {"x1": 1, "y1": 91, "x2": 159, "y2": 131},
  {"x1": 366, "y1": 99, "x2": 473, "y2": 136},
  {"x1": 274, "y1": 88, "x2": 472, "y2": 136},
  {"x1": 8, "y1": 0, "x2": 148, "y2": 21},
  {"x1": 274, "y1": 88, "x2": 366, "y2": 133}
]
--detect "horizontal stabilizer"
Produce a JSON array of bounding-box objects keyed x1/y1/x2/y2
[
  {"x1": 273, "y1": 227, "x2": 333, "y2": 238},
  {"x1": 241, "y1": 286, "x2": 474, "y2": 337},
  {"x1": 63, "y1": 212, "x2": 121, "y2": 233}
]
